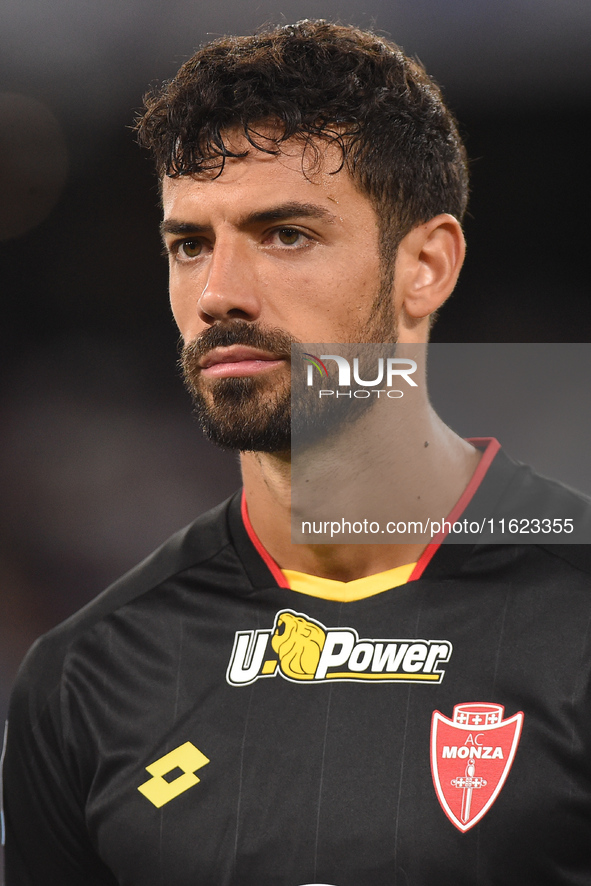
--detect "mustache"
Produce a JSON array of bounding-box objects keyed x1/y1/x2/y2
[{"x1": 180, "y1": 321, "x2": 298, "y2": 365}]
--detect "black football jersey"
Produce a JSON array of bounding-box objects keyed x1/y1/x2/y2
[{"x1": 3, "y1": 446, "x2": 591, "y2": 885}]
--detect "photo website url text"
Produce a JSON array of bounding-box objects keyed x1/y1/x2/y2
[{"x1": 300, "y1": 517, "x2": 575, "y2": 538}]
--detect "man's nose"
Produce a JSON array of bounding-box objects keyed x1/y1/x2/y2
[{"x1": 197, "y1": 238, "x2": 262, "y2": 324}]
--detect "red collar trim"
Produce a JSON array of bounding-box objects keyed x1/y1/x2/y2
[
  {"x1": 241, "y1": 493, "x2": 290, "y2": 588},
  {"x1": 408, "y1": 437, "x2": 501, "y2": 581},
  {"x1": 241, "y1": 437, "x2": 501, "y2": 588}
]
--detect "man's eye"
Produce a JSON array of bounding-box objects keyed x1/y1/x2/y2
[
  {"x1": 277, "y1": 228, "x2": 303, "y2": 246},
  {"x1": 179, "y1": 240, "x2": 203, "y2": 258}
]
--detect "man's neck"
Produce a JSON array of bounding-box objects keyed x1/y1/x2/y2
[{"x1": 240, "y1": 407, "x2": 481, "y2": 582}]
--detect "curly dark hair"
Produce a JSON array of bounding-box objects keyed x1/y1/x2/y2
[{"x1": 136, "y1": 20, "x2": 469, "y2": 256}]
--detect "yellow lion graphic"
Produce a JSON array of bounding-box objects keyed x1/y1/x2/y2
[{"x1": 271, "y1": 611, "x2": 326, "y2": 680}]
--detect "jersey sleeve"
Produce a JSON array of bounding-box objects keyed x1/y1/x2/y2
[{"x1": 2, "y1": 637, "x2": 118, "y2": 886}]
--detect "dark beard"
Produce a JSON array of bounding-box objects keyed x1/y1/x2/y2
[
  {"x1": 180, "y1": 322, "x2": 295, "y2": 452},
  {"x1": 180, "y1": 275, "x2": 398, "y2": 452}
]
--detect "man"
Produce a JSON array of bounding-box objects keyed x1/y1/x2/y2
[{"x1": 3, "y1": 20, "x2": 591, "y2": 886}]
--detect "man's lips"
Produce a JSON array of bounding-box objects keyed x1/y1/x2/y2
[{"x1": 198, "y1": 345, "x2": 287, "y2": 379}]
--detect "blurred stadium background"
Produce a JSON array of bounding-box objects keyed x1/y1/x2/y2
[{"x1": 1, "y1": 1, "x2": 590, "y2": 856}]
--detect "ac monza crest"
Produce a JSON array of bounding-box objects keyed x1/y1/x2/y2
[{"x1": 430, "y1": 702, "x2": 524, "y2": 832}]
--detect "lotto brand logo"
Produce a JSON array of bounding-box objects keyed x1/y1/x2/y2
[
  {"x1": 138, "y1": 741, "x2": 209, "y2": 808},
  {"x1": 430, "y1": 703, "x2": 524, "y2": 832},
  {"x1": 226, "y1": 609, "x2": 452, "y2": 686}
]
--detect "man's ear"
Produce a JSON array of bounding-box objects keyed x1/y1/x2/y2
[{"x1": 394, "y1": 214, "x2": 466, "y2": 342}]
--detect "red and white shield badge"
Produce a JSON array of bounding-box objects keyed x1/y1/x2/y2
[{"x1": 430, "y1": 702, "x2": 523, "y2": 832}]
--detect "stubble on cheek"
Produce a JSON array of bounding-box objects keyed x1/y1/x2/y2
[{"x1": 175, "y1": 264, "x2": 397, "y2": 453}]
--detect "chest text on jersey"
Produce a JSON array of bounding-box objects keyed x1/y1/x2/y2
[{"x1": 227, "y1": 609, "x2": 453, "y2": 686}]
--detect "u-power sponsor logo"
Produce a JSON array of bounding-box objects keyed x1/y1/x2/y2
[{"x1": 227, "y1": 610, "x2": 452, "y2": 686}]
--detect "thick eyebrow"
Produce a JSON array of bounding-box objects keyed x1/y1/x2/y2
[
  {"x1": 160, "y1": 220, "x2": 207, "y2": 239},
  {"x1": 239, "y1": 202, "x2": 337, "y2": 227},
  {"x1": 160, "y1": 201, "x2": 337, "y2": 240}
]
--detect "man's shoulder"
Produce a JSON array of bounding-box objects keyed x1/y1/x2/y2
[
  {"x1": 12, "y1": 494, "x2": 239, "y2": 704},
  {"x1": 460, "y1": 447, "x2": 591, "y2": 550},
  {"x1": 433, "y1": 450, "x2": 591, "y2": 579},
  {"x1": 506, "y1": 457, "x2": 591, "y2": 548},
  {"x1": 534, "y1": 541, "x2": 591, "y2": 576}
]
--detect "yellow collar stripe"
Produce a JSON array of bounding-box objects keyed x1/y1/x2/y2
[{"x1": 281, "y1": 562, "x2": 418, "y2": 602}]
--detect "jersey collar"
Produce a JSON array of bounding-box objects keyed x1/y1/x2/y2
[{"x1": 229, "y1": 438, "x2": 519, "y2": 591}]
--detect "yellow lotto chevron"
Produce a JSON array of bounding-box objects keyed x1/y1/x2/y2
[
  {"x1": 226, "y1": 609, "x2": 453, "y2": 686},
  {"x1": 138, "y1": 742, "x2": 210, "y2": 808}
]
